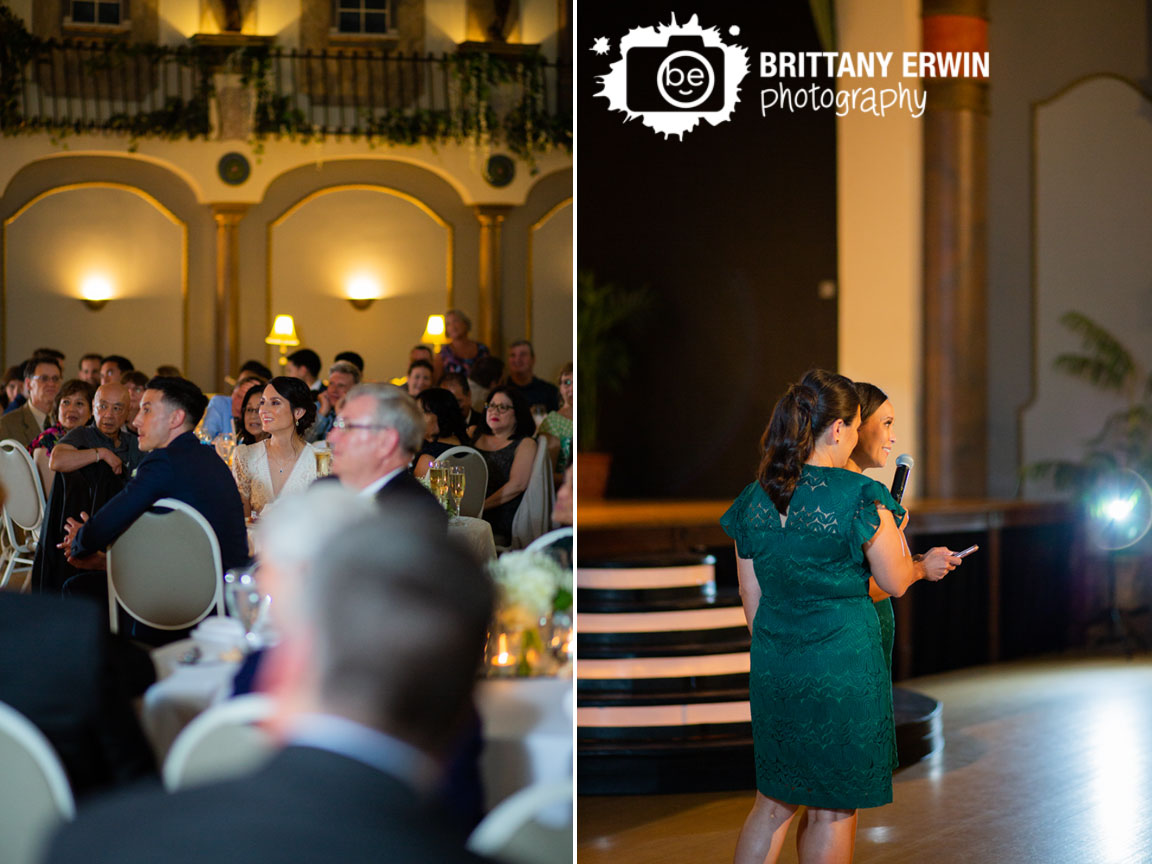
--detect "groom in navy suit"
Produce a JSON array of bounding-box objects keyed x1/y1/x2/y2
[
  {"x1": 62, "y1": 376, "x2": 248, "y2": 575},
  {"x1": 46, "y1": 487, "x2": 495, "y2": 864}
]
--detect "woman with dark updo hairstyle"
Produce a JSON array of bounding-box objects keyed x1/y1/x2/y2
[
  {"x1": 413, "y1": 387, "x2": 470, "y2": 479},
  {"x1": 231, "y1": 376, "x2": 319, "y2": 518},
  {"x1": 720, "y1": 369, "x2": 934, "y2": 864}
]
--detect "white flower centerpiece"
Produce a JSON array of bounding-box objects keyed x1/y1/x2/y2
[{"x1": 486, "y1": 550, "x2": 573, "y2": 677}]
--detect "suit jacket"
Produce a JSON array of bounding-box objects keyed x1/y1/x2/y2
[
  {"x1": 45, "y1": 746, "x2": 489, "y2": 864},
  {"x1": 0, "y1": 402, "x2": 44, "y2": 448},
  {"x1": 0, "y1": 593, "x2": 156, "y2": 798},
  {"x1": 377, "y1": 469, "x2": 449, "y2": 532},
  {"x1": 72, "y1": 430, "x2": 249, "y2": 572}
]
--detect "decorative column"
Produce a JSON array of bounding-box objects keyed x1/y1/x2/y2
[
  {"x1": 212, "y1": 203, "x2": 248, "y2": 391},
  {"x1": 475, "y1": 204, "x2": 513, "y2": 356},
  {"x1": 921, "y1": 0, "x2": 989, "y2": 498}
]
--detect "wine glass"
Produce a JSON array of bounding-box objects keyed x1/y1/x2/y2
[
  {"x1": 214, "y1": 432, "x2": 236, "y2": 466},
  {"x1": 224, "y1": 567, "x2": 271, "y2": 649},
  {"x1": 449, "y1": 465, "x2": 466, "y2": 516}
]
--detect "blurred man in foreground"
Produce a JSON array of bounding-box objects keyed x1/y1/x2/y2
[{"x1": 45, "y1": 486, "x2": 494, "y2": 864}]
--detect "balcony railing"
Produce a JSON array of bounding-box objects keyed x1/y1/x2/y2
[{"x1": 0, "y1": 40, "x2": 572, "y2": 159}]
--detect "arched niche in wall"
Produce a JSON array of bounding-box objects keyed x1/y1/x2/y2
[
  {"x1": 527, "y1": 197, "x2": 572, "y2": 382},
  {"x1": 2, "y1": 182, "x2": 186, "y2": 373},
  {"x1": 1020, "y1": 75, "x2": 1152, "y2": 496},
  {"x1": 268, "y1": 185, "x2": 452, "y2": 381}
]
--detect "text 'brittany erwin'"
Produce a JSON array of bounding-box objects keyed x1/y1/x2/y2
[{"x1": 759, "y1": 52, "x2": 990, "y2": 80}]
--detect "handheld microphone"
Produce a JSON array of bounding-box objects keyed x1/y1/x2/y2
[{"x1": 890, "y1": 454, "x2": 914, "y2": 504}]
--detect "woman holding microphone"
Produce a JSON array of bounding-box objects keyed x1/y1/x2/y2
[{"x1": 722, "y1": 369, "x2": 940, "y2": 864}]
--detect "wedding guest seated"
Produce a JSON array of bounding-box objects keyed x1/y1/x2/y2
[
  {"x1": 285, "y1": 348, "x2": 322, "y2": 392},
  {"x1": 232, "y1": 377, "x2": 318, "y2": 519},
  {"x1": 440, "y1": 372, "x2": 482, "y2": 429},
  {"x1": 327, "y1": 384, "x2": 446, "y2": 529},
  {"x1": 435, "y1": 309, "x2": 490, "y2": 381},
  {"x1": 236, "y1": 359, "x2": 273, "y2": 384},
  {"x1": 504, "y1": 340, "x2": 559, "y2": 413},
  {"x1": 50, "y1": 383, "x2": 142, "y2": 479},
  {"x1": 472, "y1": 385, "x2": 537, "y2": 546},
  {"x1": 335, "y1": 350, "x2": 364, "y2": 376},
  {"x1": 1, "y1": 363, "x2": 23, "y2": 412},
  {"x1": 119, "y1": 370, "x2": 149, "y2": 429},
  {"x1": 467, "y1": 354, "x2": 504, "y2": 415},
  {"x1": 413, "y1": 388, "x2": 470, "y2": 479},
  {"x1": 307, "y1": 360, "x2": 361, "y2": 442},
  {"x1": 155, "y1": 364, "x2": 183, "y2": 378},
  {"x1": 0, "y1": 355, "x2": 63, "y2": 447},
  {"x1": 237, "y1": 383, "x2": 270, "y2": 445},
  {"x1": 77, "y1": 353, "x2": 103, "y2": 388},
  {"x1": 201, "y1": 370, "x2": 266, "y2": 440},
  {"x1": 99, "y1": 355, "x2": 133, "y2": 385},
  {"x1": 394, "y1": 345, "x2": 433, "y2": 389},
  {"x1": 405, "y1": 359, "x2": 434, "y2": 398},
  {"x1": 44, "y1": 488, "x2": 493, "y2": 864},
  {"x1": 537, "y1": 362, "x2": 573, "y2": 483},
  {"x1": 30, "y1": 379, "x2": 95, "y2": 492},
  {"x1": 61, "y1": 377, "x2": 249, "y2": 591}
]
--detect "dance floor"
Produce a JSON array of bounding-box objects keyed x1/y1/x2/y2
[{"x1": 577, "y1": 653, "x2": 1152, "y2": 863}]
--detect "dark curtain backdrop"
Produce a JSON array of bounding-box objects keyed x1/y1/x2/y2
[{"x1": 578, "y1": 0, "x2": 839, "y2": 499}]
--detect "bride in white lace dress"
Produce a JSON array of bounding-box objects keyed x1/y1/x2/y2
[{"x1": 232, "y1": 377, "x2": 319, "y2": 518}]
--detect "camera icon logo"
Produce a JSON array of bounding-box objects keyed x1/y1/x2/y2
[
  {"x1": 627, "y1": 36, "x2": 725, "y2": 112},
  {"x1": 593, "y1": 14, "x2": 749, "y2": 139}
]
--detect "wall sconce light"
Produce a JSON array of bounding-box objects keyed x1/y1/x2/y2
[
  {"x1": 346, "y1": 275, "x2": 380, "y2": 311},
  {"x1": 265, "y1": 314, "x2": 300, "y2": 367},
  {"x1": 80, "y1": 274, "x2": 113, "y2": 311},
  {"x1": 421, "y1": 314, "x2": 450, "y2": 346}
]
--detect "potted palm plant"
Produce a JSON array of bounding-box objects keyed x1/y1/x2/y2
[{"x1": 576, "y1": 270, "x2": 649, "y2": 499}]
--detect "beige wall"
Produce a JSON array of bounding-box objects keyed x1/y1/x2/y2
[
  {"x1": 527, "y1": 199, "x2": 571, "y2": 383},
  {"x1": 268, "y1": 186, "x2": 453, "y2": 381},
  {"x1": 3, "y1": 185, "x2": 186, "y2": 377},
  {"x1": 836, "y1": 0, "x2": 923, "y2": 498}
]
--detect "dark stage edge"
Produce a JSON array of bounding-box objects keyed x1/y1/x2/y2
[{"x1": 577, "y1": 687, "x2": 943, "y2": 796}]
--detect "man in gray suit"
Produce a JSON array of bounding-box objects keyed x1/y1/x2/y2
[{"x1": 0, "y1": 356, "x2": 61, "y2": 447}]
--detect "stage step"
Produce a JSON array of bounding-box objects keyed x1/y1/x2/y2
[{"x1": 576, "y1": 554, "x2": 943, "y2": 795}]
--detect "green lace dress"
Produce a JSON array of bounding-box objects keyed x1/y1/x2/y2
[{"x1": 720, "y1": 465, "x2": 906, "y2": 809}]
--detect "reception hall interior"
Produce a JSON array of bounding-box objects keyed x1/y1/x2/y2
[
  {"x1": 0, "y1": 1, "x2": 573, "y2": 862},
  {"x1": 576, "y1": 0, "x2": 1152, "y2": 862}
]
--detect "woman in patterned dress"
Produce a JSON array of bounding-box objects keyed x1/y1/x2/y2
[{"x1": 722, "y1": 369, "x2": 933, "y2": 864}]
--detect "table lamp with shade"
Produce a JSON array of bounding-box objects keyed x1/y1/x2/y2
[
  {"x1": 265, "y1": 314, "x2": 300, "y2": 367},
  {"x1": 421, "y1": 314, "x2": 450, "y2": 347}
]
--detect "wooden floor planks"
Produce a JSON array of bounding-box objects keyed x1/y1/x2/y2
[{"x1": 577, "y1": 654, "x2": 1152, "y2": 864}]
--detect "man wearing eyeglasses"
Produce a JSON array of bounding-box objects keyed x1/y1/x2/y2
[
  {"x1": 0, "y1": 356, "x2": 63, "y2": 447},
  {"x1": 326, "y1": 384, "x2": 446, "y2": 530}
]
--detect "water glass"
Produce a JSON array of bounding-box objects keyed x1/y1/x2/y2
[{"x1": 224, "y1": 567, "x2": 272, "y2": 649}]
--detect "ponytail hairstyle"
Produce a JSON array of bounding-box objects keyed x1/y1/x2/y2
[
  {"x1": 854, "y1": 382, "x2": 888, "y2": 425},
  {"x1": 757, "y1": 369, "x2": 860, "y2": 513}
]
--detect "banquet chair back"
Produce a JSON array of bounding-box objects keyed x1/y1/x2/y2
[
  {"x1": 525, "y1": 527, "x2": 573, "y2": 569},
  {"x1": 437, "y1": 445, "x2": 489, "y2": 518},
  {"x1": 0, "y1": 699, "x2": 75, "y2": 864},
  {"x1": 467, "y1": 779, "x2": 572, "y2": 864},
  {"x1": 0, "y1": 438, "x2": 48, "y2": 591},
  {"x1": 106, "y1": 498, "x2": 224, "y2": 634},
  {"x1": 163, "y1": 694, "x2": 278, "y2": 791},
  {"x1": 511, "y1": 435, "x2": 555, "y2": 550}
]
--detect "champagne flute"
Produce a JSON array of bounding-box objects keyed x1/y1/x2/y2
[
  {"x1": 313, "y1": 442, "x2": 332, "y2": 476},
  {"x1": 214, "y1": 432, "x2": 236, "y2": 466},
  {"x1": 449, "y1": 465, "x2": 466, "y2": 516},
  {"x1": 429, "y1": 460, "x2": 449, "y2": 508}
]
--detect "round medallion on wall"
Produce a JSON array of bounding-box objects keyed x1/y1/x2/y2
[
  {"x1": 483, "y1": 154, "x2": 516, "y2": 188},
  {"x1": 218, "y1": 152, "x2": 251, "y2": 186}
]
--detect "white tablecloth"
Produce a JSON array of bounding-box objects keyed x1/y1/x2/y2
[{"x1": 449, "y1": 515, "x2": 497, "y2": 562}]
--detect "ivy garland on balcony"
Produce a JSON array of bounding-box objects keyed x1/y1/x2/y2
[{"x1": 0, "y1": 5, "x2": 571, "y2": 166}]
